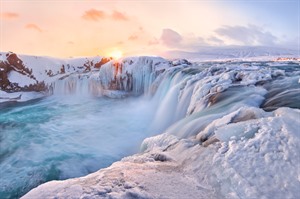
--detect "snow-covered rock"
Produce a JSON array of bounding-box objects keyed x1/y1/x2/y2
[{"x1": 0, "y1": 52, "x2": 111, "y2": 93}]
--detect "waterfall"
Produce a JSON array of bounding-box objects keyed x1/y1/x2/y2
[
  {"x1": 51, "y1": 57, "x2": 171, "y2": 98},
  {"x1": 51, "y1": 73, "x2": 103, "y2": 97},
  {"x1": 50, "y1": 57, "x2": 299, "y2": 137}
]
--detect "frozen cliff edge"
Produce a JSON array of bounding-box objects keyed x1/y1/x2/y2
[
  {"x1": 51, "y1": 56, "x2": 174, "y2": 98},
  {"x1": 0, "y1": 52, "x2": 179, "y2": 102},
  {"x1": 20, "y1": 57, "x2": 300, "y2": 198},
  {"x1": 0, "y1": 52, "x2": 111, "y2": 102}
]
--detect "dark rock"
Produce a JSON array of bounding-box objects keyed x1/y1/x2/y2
[
  {"x1": 0, "y1": 52, "x2": 46, "y2": 92},
  {"x1": 153, "y1": 153, "x2": 169, "y2": 162},
  {"x1": 94, "y1": 57, "x2": 112, "y2": 69}
]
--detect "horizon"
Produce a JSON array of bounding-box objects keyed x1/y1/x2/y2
[
  {"x1": 1, "y1": 44, "x2": 299, "y2": 60},
  {"x1": 0, "y1": 0, "x2": 299, "y2": 58}
]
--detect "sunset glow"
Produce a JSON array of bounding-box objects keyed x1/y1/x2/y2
[
  {"x1": 108, "y1": 50, "x2": 123, "y2": 60},
  {"x1": 0, "y1": 1, "x2": 299, "y2": 198},
  {"x1": 0, "y1": 0, "x2": 298, "y2": 58}
]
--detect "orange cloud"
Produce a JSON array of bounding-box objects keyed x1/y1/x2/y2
[
  {"x1": 82, "y1": 9, "x2": 105, "y2": 21},
  {"x1": 25, "y1": 24, "x2": 42, "y2": 32},
  {"x1": 128, "y1": 34, "x2": 138, "y2": 41},
  {"x1": 112, "y1": 11, "x2": 128, "y2": 21},
  {"x1": 0, "y1": 12, "x2": 19, "y2": 20}
]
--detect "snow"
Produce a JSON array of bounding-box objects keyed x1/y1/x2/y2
[
  {"x1": 162, "y1": 46, "x2": 299, "y2": 61},
  {"x1": 8, "y1": 70, "x2": 36, "y2": 87},
  {"x1": 98, "y1": 56, "x2": 170, "y2": 95},
  {"x1": 18, "y1": 55, "x2": 103, "y2": 84},
  {"x1": 0, "y1": 52, "x2": 104, "y2": 92},
  {"x1": 50, "y1": 56, "x2": 172, "y2": 98},
  {"x1": 20, "y1": 55, "x2": 300, "y2": 199},
  {"x1": 0, "y1": 90, "x2": 45, "y2": 103},
  {"x1": 211, "y1": 108, "x2": 300, "y2": 199},
  {"x1": 22, "y1": 108, "x2": 300, "y2": 199},
  {"x1": 1, "y1": 51, "x2": 299, "y2": 198}
]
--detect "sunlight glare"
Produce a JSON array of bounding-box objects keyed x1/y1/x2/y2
[{"x1": 108, "y1": 50, "x2": 123, "y2": 59}]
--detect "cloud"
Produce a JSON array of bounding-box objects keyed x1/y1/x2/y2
[
  {"x1": 160, "y1": 29, "x2": 182, "y2": 48},
  {"x1": 128, "y1": 34, "x2": 138, "y2": 41},
  {"x1": 0, "y1": 12, "x2": 19, "y2": 20},
  {"x1": 215, "y1": 24, "x2": 277, "y2": 46},
  {"x1": 82, "y1": 9, "x2": 128, "y2": 22},
  {"x1": 82, "y1": 9, "x2": 105, "y2": 21},
  {"x1": 25, "y1": 23, "x2": 42, "y2": 32},
  {"x1": 208, "y1": 36, "x2": 224, "y2": 45},
  {"x1": 111, "y1": 11, "x2": 128, "y2": 21}
]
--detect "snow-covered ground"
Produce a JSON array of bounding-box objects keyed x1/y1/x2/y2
[
  {"x1": 161, "y1": 46, "x2": 299, "y2": 61},
  {"x1": 0, "y1": 90, "x2": 45, "y2": 103},
  {"x1": 1, "y1": 51, "x2": 300, "y2": 198},
  {"x1": 0, "y1": 52, "x2": 110, "y2": 102}
]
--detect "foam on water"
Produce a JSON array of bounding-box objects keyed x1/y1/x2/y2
[{"x1": 0, "y1": 95, "x2": 156, "y2": 199}]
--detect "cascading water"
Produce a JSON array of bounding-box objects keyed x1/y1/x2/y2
[
  {"x1": 51, "y1": 73, "x2": 103, "y2": 96},
  {"x1": 1, "y1": 57, "x2": 299, "y2": 199},
  {"x1": 0, "y1": 57, "x2": 174, "y2": 199}
]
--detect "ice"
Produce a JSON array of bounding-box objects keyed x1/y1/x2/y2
[
  {"x1": 211, "y1": 108, "x2": 300, "y2": 199},
  {"x1": 262, "y1": 76, "x2": 300, "y2": 111},
  {"x1": 0, "y1": 90, "x2": 45, "y2": 103},
  {"x1": 49, "y1": 56, "x2": 171, "y2": 98},
  {"x1": 98, "y1": 56, "x2": 170, "y2": 95},
  {"x1": 1, "y1": 53, "x2": 299, "y2": 198},
  {"x1": 23, "y1": 108, "x2": 300, "y2": 199}
]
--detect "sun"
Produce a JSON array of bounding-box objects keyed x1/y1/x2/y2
[{"x1": 108, "y1": 50, "x2": 123, "y2": 60}]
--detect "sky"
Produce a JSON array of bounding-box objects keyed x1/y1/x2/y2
[{"x1": 0, "y1": 0, "x2": 299, "y2": 58}]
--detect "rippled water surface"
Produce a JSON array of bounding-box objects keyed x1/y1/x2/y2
[{"x1": 0, "y1": 96, "x2": 155, "y2": 199}]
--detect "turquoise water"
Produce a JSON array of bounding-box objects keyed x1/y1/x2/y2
[
  {"x1": 2, "y1": 62, "x2": 299, "y2": 199},
  {"x1": 0, "y1": 96, "x2": 155, "y2": 199}
]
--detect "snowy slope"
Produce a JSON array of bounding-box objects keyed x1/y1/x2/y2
[
  {"x1": 0, "y1": 52, "x2": 111, "y2": 102},
  {"x1": 0, "y1": 52, "x2": 110, "y2": 90},
  {"x1": 162, "y1": 46, "x2": 299, "y2": 61}
]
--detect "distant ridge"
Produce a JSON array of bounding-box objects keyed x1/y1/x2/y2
[{"x1": 161, "y1": 46, "x2": 299, "y2": 61}]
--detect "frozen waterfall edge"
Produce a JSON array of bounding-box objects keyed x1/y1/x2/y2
[{"x1": 21, "y1": 58, "x2": 300, "y2": 199}]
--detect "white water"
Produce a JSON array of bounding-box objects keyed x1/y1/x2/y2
[
  {"x1": 1, "y1": 59, "x2": 299, "y2": 199},
  {"x1": 0, "y1": 95, "x2": 158, "y2": 199}
]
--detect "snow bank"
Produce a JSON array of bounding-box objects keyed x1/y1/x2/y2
[{"x1": 0, "y1": 90, "x2": 45, "y2": 103}]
